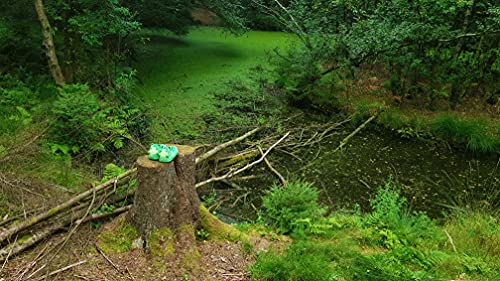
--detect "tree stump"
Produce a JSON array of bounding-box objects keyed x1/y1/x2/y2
[{"x1": 128, "y1": 145, "x2": 200, "y2": 248}]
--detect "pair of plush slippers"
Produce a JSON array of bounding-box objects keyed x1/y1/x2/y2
[{"x1": 148, "y1": 144, "x2": 179, "y2": 163}]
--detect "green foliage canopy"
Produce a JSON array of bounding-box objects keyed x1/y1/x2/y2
[{"x1": 260, "y1": 0, "x2": 500, "y2": 107}]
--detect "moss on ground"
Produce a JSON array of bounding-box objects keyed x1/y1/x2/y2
[
  {"x1": 177, "y1": 224, "x2": 201, "y2": 269},
  {"x1": 148, "y1": 227, "x2": 175, "y2": 258},
  {"x1": 199, "y1": 205, "x2": 249, "y2": 242},
  {"x1": 97, "y1": 216, "x2": 138, "y2": 253}
]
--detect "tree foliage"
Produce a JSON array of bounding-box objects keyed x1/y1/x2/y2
[{"x1": 260, "y1": 0, "x2": 500, "y2": 108}]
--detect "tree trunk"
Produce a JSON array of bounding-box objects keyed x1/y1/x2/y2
[
  {"x1": 34, "y1": 0, "x2": 65, "y2": 86},
  {"x1": 128, "y1": 145, "x2": 201, "y2": 246}
]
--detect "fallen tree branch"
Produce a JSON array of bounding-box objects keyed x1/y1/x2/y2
[
  {"x1": 0, "y1": 169, "x2": 136, "y2": 244},
  {"x1": 32, "y1": 260, "x2": 87, "y2": 281},
  {"x1": 196, "y1": 127, "x2": 262, "y2": 164},
  {"x1": 195, "y1": 132, "x2": 290, "y2": 188},
  {"x1": 44, "y1": 182, "x2": 97, "y2": 270},
  {"x1": 257, "y1": 147, "x2": 286, "y2": 185},
  {"x1": 336, "y1": 114, "x2": 378, "y2": 152},
  {"x1": 0, "y1": 205, "x2": 132, "y2": 261},
  {"x1": 301, "y1": 114, "x2": 379, "y2": 172}
]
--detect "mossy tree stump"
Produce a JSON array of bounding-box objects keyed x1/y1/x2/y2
[
  {"x1": 128, "y1": 145, "x2": 201, "y2": 253},
  {"x1": 127, "y1": 144, "x2": 248, "y2": 268}
]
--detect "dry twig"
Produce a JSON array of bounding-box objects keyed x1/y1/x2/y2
[
  {"x1": 196, "y1": 127, "x2": 262, "y2": 164},
  {"x1": 257, "y1": 146, "x2": 286, "y2": 185},
  {"x1": 95, "y1": 244, "x2": 122, "y2": 274},
  {"x1": 32, "y1": 260, "x2": 87, "y2": 281},
  {"x1": 195, "y1": 132, "x2": 290, "y2": 188}
]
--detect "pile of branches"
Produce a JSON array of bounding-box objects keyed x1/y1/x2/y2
[
  {"x1": 0, "y1": 113, "x2": 378, "y2": 272},
  {"x1": 196, "y1": 114, "x2": 378, "y2": 189},
  {"x1": 0, "y1": 169, "x2": 137, "y2": 264}
]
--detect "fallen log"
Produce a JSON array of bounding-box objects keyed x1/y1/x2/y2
[
  {"x1": 0, "y1": 205, "x2": 131, "y2": 261},
  {"x1": 0, "y1": 169, "x2": 136, "y2": 244},
  {"x1": 216, "y1": 149, "x2": 260, "y2": 170},
  {"x1": 196, "y1": 127, "x2": 262, "y2": 164},
  {"x1": 336, "y1": 114, "x2": 378, "y2": 152}
]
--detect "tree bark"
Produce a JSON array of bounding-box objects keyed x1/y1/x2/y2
[
  {"x1": 128, "y1": 145, "x2": 201, "y2": 243},
  {"x1": 34, "y1": 0, "x2": 65, "y2": 86}
]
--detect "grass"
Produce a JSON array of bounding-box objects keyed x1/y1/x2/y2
[
  {"x1": 134, "y1": 27, "x2": 293, "y2": 141},
  {"x1": 432, "y1": 114, "x2": 500, "y2": 153},
  {"x1": 251, "y1": 180, "x2": 500, "y2": 281},
  {"x1": 351, "y1": 99, "x2": 500, "y2": 153}
]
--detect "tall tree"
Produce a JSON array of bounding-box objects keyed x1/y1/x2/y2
[{"x1": 34, "y1": 0, "x2": 65, "y2": 85}]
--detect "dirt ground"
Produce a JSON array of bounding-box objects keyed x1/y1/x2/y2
[{"x1": 0, "y1": 217, "x2": 278, "y2": 281}]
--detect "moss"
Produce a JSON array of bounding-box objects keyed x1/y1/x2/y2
[
  {"x1": 148, "y1": 227, "x2": 175, "y2": 258},
  {"x1": 46, "y1": 208, "x2": 58, "y2": 217},
  {"x1": 17, "y1": 234, "x2": 32, "y2": 244},
  {"x1": 181, "y1": 248, "x2": 201, "y2": 270},
  {"x1": 198, "y1": 205, "x2": 249, "y2": 242},
  {"x1": 178, "y1": 224, "x2": 201, "y2": 269},
  {"x1": 98, "y1": 216, "x2": 138, "y2": 253}
]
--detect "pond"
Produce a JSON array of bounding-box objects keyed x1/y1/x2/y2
[{"x1": 213, "y1": 122, "x2": 499, "y2": 221}]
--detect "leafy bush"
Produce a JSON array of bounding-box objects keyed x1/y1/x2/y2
[
  {"x1": 50, "y1": 84, "x2": 148, "y2": 156},
  {"x1": 261, "y1": 181, "x2": 325, "y2": 234},
  {"x1": 273, "y1": 41, "x2": 344, "y2": 111},
  {"x1": 100, "y1": 163, "x2": 127, "y2": 183},
  {"x1": 0, "y1": 75, "x2": 39, "y2": 134},
  {"x1": 51, "y1": 84, "x2": 105, "y2": 152}
]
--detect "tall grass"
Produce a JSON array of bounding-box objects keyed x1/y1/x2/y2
[{"x1": 432, "y1": 114, "x2": 499, "y2": 153}]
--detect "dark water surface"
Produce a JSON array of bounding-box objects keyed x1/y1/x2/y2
[
  {"x1": 213, "y1": 126, "x2": 499, "y2": 221},
  {"x1": 300, "y1": 129, "x2": 499, "y2": 216}
]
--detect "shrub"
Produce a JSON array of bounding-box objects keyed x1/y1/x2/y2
[
  {"x1": 0, "y1": 75, "x2": 39, "y2": 134},
  {"x1": 50, "y1": 84, "x2": 148, "y2": 156},
  {"x1": 364, "y1": 180, "x2": 442, "y2": 248},
  {"x1": 261, "y1": 181, "x2": 325, "y2": 234},
  {"x1": 272, "y1": 41, "x2": 344, "y2": 111},
  {"x1": 51, "y1": 84, "x2": 105, "y2": 152}
]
